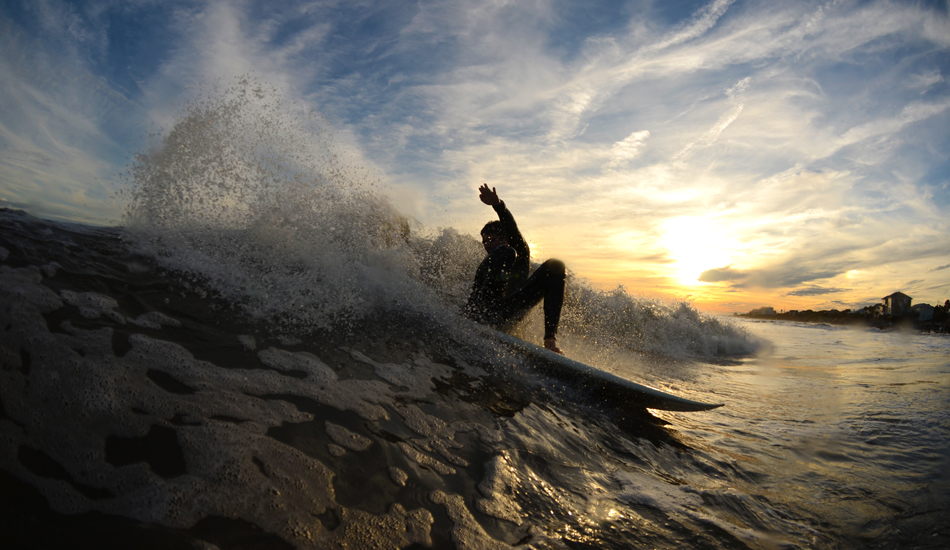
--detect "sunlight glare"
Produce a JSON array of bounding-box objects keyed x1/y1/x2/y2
[{"x1": 660, "y1": 216, "x2": 736, "y2": 285}]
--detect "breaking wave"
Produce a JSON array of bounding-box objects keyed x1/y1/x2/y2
[{"x1": 122, "y1": 77, "x2": 759, "y2": 359}]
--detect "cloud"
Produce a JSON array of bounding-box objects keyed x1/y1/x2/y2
[
  {"x1": 0, "y1": 12, "x2": 143, "y2": 223},
  {"x1": 605, "y1": 130, "x2": 650, "y2": 167},
  {"x1": 26, "y1": 0, "x2": 109, "y2": 56},
  {"x1": 930, "y1": 263, "x2": 950, "y2": 272},
  {"x1": 671, "y1": 96, "x2": 744, "y2": 163},
  {"x1": 786, "y1": 287, "x2": 849, "y2": 297},
  {"x1": 644, "y1": 0, "x2": 737, "y2": 54},
  {"x1": 699, "y1": 266, "x2": 744, "y2": 283},
  {"x1": 701, "y1": 262, "x2": 848, "y2": 290},
  {"x1": 907, "y1": 69, "x2": 943, "y2": 93},
  {"x1": 833, "y1": 99, "x2": 950, "y2": 152}
]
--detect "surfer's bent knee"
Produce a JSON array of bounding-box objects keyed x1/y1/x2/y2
[{"x1": 543, "y1": 259, "x2": 565, "y2": 278}]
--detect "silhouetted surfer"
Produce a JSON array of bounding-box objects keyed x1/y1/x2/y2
[{"x1": 464, "y1": 184, "x2": 566, "y2": 354}]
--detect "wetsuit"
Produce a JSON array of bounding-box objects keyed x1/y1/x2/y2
[{"x1": 464, "y1": 201, "x2": 566, "y2": 340}]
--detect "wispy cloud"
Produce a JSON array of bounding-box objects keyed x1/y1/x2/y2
[
  {"x1": 0, "y1": 11, "x2": 140, "y2": 223},
  {"x1": 646, "y1": 0, "x2": 737, "y2": 53},
  {"x1": 606, "y1": 130, "x2": 651, "y2": 168},
  {"x1": 833, "y1": 99, "x2": 950, "y2": 152},
  {"x1": 908, "y1": 69, "x2": 944, "y2": 93}
]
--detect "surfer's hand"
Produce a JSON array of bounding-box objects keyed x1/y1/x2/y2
[{"x1": 478, "y1": 184, "x2": 500, "y2": 207}]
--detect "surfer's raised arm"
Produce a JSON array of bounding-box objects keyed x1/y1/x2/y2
[
  {"x1": 466, "y1": 184, "x2": 567, "y2": 355},
  {"x1": 476, "y1": 184, "x2": 529, "y2": 260}
]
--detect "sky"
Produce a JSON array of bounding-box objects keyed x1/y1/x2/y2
[{"x1": 1, "y1": 0, "x2": 949, "y2": 314}]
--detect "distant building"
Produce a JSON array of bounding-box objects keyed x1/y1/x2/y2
[
  {"x1": 911, "y1": 304, "x2": 934, "y2": 322},
  {"x1": 750, "y1": 306, "x2": 775, "y2": 316},
  {"x1": 882, "y1": 292, "x2": 912, "y2": 317}
]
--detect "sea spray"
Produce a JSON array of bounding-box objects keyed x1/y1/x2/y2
[
  {"x1": 121, "y1": 77, "x2": 759, "y2": 359},
  {"x1": 562, "y1": 285, "x2": 763, "y2": 358},
  {"x1": 122, "y1": 78, "x2": 434, "y2": 334}
]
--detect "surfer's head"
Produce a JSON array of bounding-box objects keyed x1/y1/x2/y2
[{"x1": 481, "y1": 221, "x2": 507, "y2": 253}]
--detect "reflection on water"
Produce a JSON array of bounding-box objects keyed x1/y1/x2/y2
[{"x1": 653, "y1": 319, "x2": 950, "y2": 548}]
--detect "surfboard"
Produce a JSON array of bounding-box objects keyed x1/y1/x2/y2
[{"x1": 475, "y1": 325, "x2": 724, "y2": 412}]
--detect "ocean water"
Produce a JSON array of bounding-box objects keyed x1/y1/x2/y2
[{"x1": 2, "y1": 85, "x2": 948, "y2": 549}]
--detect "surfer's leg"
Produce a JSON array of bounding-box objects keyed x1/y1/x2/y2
[
  {"x1": 499, "y1": 259, "x2": 565, "y2": 340},
  {"x1": 539, "y1": 259, "x2": 565, "y2": 340}
]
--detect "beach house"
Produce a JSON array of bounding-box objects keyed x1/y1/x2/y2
[
  {"x1": 911, "y1": 303, "x2": 934, "y2": 322},
  {"x1": 882, "y1": 292, "x2": 912, "y2": 317}
]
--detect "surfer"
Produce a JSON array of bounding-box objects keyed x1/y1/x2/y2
[{"x1": 464, "y1": 184, "x2": 566, "y2": 354}]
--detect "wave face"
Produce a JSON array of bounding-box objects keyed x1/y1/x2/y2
[{"x1": 0, "y1": 82, "x2": 779, "y2": 549}]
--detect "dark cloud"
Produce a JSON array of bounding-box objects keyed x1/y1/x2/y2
[
  {"x1": 698, "y1": 266, "x2": 744, "y2": 283},
  {"x1": 636, "y1": 253, "x2": 675, "y2": 264},
  {"x1": 699, "y1": 262, "x2": 846, "y2": 289},
  {"x1": 765, "y1": 270, "x2": 843, "y2": 288},
  {"x1": 786, "y1": 287, "x2": 848, "y2": 297},
  {"x1": 930, "y1": 263, "x2": 950, "y2": 272}
]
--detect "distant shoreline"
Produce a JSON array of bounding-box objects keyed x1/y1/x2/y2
[
  {"x1": 734, "y1": 312, "x2": 948, "y2": 333},
  {"x1": 736, "y1": 311, "x2": 892, "y2": 327}
]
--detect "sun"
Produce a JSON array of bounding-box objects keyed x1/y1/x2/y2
[{"x1": 660, "y1": 216, "x2": 737, "y2": 286}]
